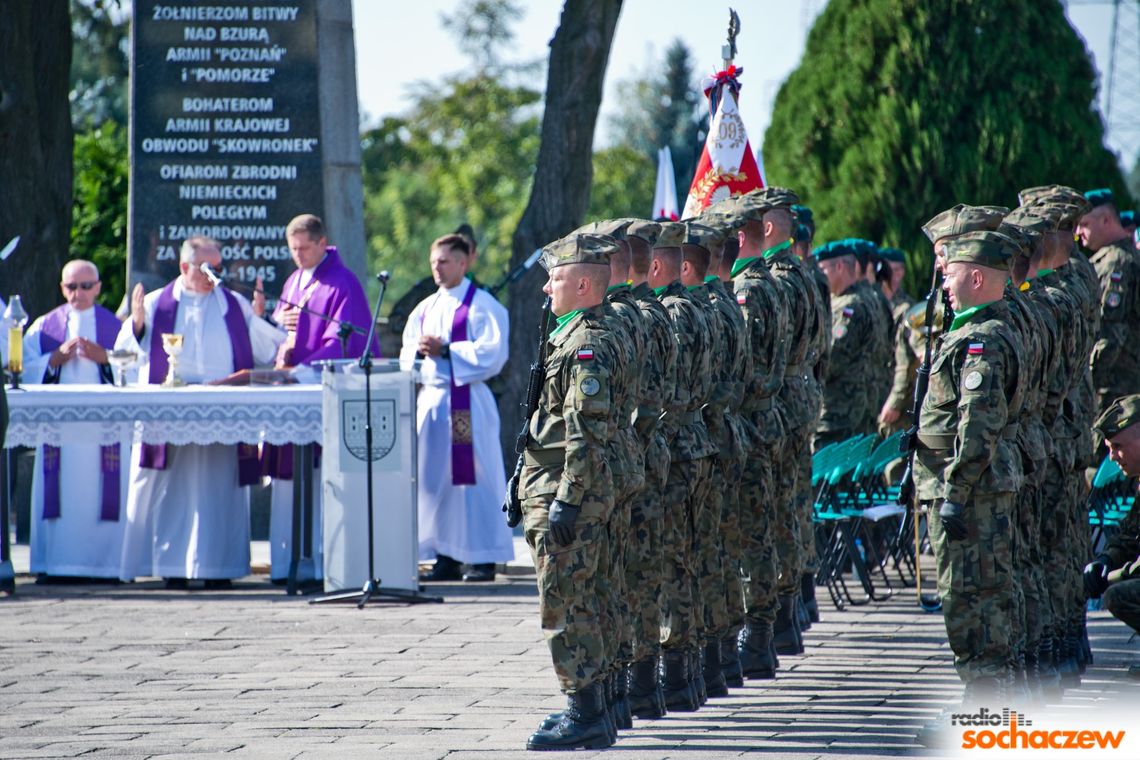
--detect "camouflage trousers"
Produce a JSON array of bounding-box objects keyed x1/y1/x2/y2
[
  {"x1": 602, "y1": 489, "x2": 635, "y2": 675},
  {"x1": 774, "y1": 426, "x2": 808, "y2": 596},
  {"x1": 718, "y1": 447, "x2": 747, "y2": 640},
  {"x1": 622, "y1": 434, "x2": 670, "y2": 664},
  {"x1": 660, "y1": 455, "x2": 712, "y2": 651},
  {"x1": 1011, "y1": 484, "x2": 1050, "y2": 663},
  {"x1": 523, "y1": 500, "x2": 612, "y2": 693},
  {"x1": 740, "y1": 443, "x2": 780, "y2": 624},
  {"x1": 928, "y1": 493, "x2": 1016, "y2": 683},
  {"x1": 1063, "y1": 469, "x2": 1093, "y2": 629},
  {"x1": 696, "y1": 454, "x2": 741, "y2": 642},
  {"x1": 795, "y1": 427, "x2": 819, "y2": 575},
  {"x1": 1103, "y1": 578, "x2": 1140, "y2": 637}
]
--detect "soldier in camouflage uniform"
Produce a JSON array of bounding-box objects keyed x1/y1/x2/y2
[
  {"x1": 879, "y1": 247, "x2": 914, "y2": 327},
  {"x1": 725, "y1": 197, "x2": 790, "y2": 679},
  {"x1": 623, "y1": 220, "x2": 678, "y2": 719},
  {"x1": 650, "y1": 221, "x2": 718, "y2": 710},
  {"x1": 877, "y1": 246, "x2": 917, "y2": 441},
  {"x1": 1077, "y1": 189, "x2": 1140, "y2": 418},
  {"x1": 1084, "y1": 394, "x2": 1140, "y2": 677},
  {"x1": 793, "y1": 206, "x2": 831, "y2": 621},
  {"x1": 850, "y1": 240, "x2": 896, "y2": 435},
  {"x1": 815, "y1": 240, "x2": 879, "y2": 448},
  {"x1": 913, "y1": 230, "x2": 1024, "y2": 704},
  {"x1": 736, "y1": 187, "x2": 818, "y2": 655},
  {"x1": 520, "y1": 234, "x2": 623, "y2": 751}
]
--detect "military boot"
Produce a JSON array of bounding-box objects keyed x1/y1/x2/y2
[
  {"x1": 801, "y1": 572, "x2": 820, "y2": 624},
  {"x1": 628, "y1": 656, "x2": 665, "y2": 719},
  {"x1": 1057, "y1": 630, "x2": 1081, "y2": 689},
  {"x1": 692, "y1": 648, "x2": 707, "y2": 705},
  {"x1": 796, "y1": 594, "x2": 811, "y2": 631},
  {"x1": 720, "y1": 633, "x2": 744, "y2": 688},
  {"x1": 1009, "y1": 655, "x2": 1032, "y2": 705},
  {"x1": 961, "y1": 675, "x2": 1005, "y2": 710},
  {"x1": 703, "y1": 640, "x2": 728, "y2": 698},
  {"x1": 772, "y1": 594, "x2": 804, "y2": 655},
  {"x1": 659, "y1": 649, "x2": 699, "y2": 711},
  {"x1": 1078, "y1": 616, "x2": 1093, "y2": 672},
  {"x1": 739, "y1": 620, "x2": 777, "y2": 679},
  {"x1": 1021, "y1": 650, "x2": 1042, "y2": 704},
  {"x1": 1036, "y1": 638, "x2": 1062, "y2": 703},
  {"x1": 539, "y1": 675, "x2": 617, "y2": 740},
  {"x1": 613, "y1": 667, "x2": 632, "y2": 730},
  {"x1": 526, "y1": 682, "x2": 614, "y2": 751}
]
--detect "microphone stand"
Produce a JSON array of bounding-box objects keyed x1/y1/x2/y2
[
  {"x1": 487, "y1": 248, "x2": 543, "y2": 299},
  {"x1": 311, "y1": 272, "x2": 442, "y2": 608}
]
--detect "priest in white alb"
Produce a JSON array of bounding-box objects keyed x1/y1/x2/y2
[
  {"x1": 22, "y1": 260, "x2": 127, "y2": 581},
  {"x1": 115, "y1": 236, "x2": 285, "y2": 588},
  {"x1": 400, "y1": 233, "x2": 514, "y2": 582}
]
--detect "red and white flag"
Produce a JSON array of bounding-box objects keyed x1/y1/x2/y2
[
  {"x1": 681, "y1": 66, "x2": 765, "y2": 219},
  {"x1": 653, "y1": 146, "x2": 679, "y2": 221}
]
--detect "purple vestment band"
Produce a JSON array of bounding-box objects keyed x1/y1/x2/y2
[
  {"x1": 448, "y1": 282, "x2": 477, "y2": 485},
  {"x1": 138, "y1": 282, "x2": 260, "y2": 486},
  {"x1": 38, "y1": 304, "x2": 123, "y2": 521}
]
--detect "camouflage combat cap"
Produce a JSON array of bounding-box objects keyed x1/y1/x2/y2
[
  {"x1": 1004, "y1": 206, "x2": 1059, "y2": 235},
  {"x1": 735, "y1": 186, "x2": 800, "y2": 222},
  {"x1": 922, "y1": 204, "x2": 1009, "y2": 243},
  {"x1": 653, "y1": 221, "x2": 687, "y2": 249},
  {"x1": 624, "y1": 219, "x2": 662, "y2": 246},
  {"x1": 1093, "y1": 394, "x2": 1140, "y2": 438},
  {"x1": 940, "y1": 230, "x2": 1019, "y2": 271},
  {"x1": 1018, "y1": 184, "x2": 1083, "y2": 206},
  {"x1": 683, "y1": 221, "x2": 726, "y2": 254},
  {"x1": 699, "y1": 199, "x2": 750, "y2": 232},
  {"x1": 539, "y1": 233, "x2": 619, "y2": 271},
  {"x1": 574, "y1": 218, "x2": 633, "y2": 241},
  {"x1": 996, "y1": 221, "x2": 1039, "y2": 257}
]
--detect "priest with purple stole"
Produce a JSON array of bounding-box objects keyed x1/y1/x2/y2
[
  {"x1": 400, "y1": 233, "x2": 514, "y2": 582},
  {"x1": 264, "y1": 213, "x2": 377, "y2": 584},
  {"x1": 22, "y1": 260, "x2": 126, "y2": 581},
  {"x1": 116, "y1": 236, "x2": 285, "y2": 589}
]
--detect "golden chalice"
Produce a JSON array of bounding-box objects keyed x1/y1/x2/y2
[{"x1": 160, "y1": 333, "x2": 185, "y2": 387}]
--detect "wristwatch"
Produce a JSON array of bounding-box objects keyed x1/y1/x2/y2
[{"x1": 440, "y1": 344, "x2": 450, "y2": 359}]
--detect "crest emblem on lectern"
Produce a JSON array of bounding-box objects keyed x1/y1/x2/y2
[{"x1": 342, "y1": 399, "x2": 397, "y2": 461}]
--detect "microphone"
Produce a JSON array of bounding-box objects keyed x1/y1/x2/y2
[
  {"x1": 377, "y1": 270, "x2": 391, "y2": 284},
  {"x1": 199, "y1": 261, "x2": 223, "y2": 287}
]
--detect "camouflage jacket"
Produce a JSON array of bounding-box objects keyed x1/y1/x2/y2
[
  {"x1": 1104, "y1": 490, "x2": 1140, "y2": 568},
  {"x1": 631, "y1": 281, "x2": 678, "y2": 447},
  {"x1": 767, "y1": 247, "x2": 819, "y2": 432},
  {"x1": 520, "y1": 303, "x2": 620, "y2": 522},
  {"x1": 657, "y1": 281, "x2": 717, "y2": 460},
  {"x1": 1056, "y1": 256, "x2": 1102, "y2": 467},
  {"x1": 705, "y1": 277, "x2": 753, "y2": 460},
  {"x1": 732, "y1": 256, "x2": 788, "y2": 444},
  {"x1": 885, "y1": 297, "x2": 941, "y2": 414},
  {"x1": 854, "y1": 280, "x2": 894, "y2": 432},
  {"x1": 804, "y1": 256, "x2": 831, "y2": 417},
  {"x1": 1090, "y1": 238, "x2": 1140, "y2": 404},
  {"x1": 820, "y1": 285, "x2": 875, "y2": 435},
  {"x1": 914, "y1": 299, "x2": 1024, "y2": 503},
  {"x1": 890, "y1": 287, "x2": 915, "y2": 330},
  {"x1": 604, "y1": 286, "x2": 648, "y2": 499}
]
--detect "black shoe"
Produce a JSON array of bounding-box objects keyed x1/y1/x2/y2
[
  {"x1": 462, "y1": 563, "x2": 496, "y2": 582},
  {"x1": 739, "y1": 621, "x2": 777, "y2": 679},
  {"x1": 164, "y1": 577, "x2": 189, "y2": 590},
  {"x1": 203, "y1": 579, "x2": 233, "y2": 591},
  {"x1": 419, "y1": 555, "x2": 462, "y2": 582},
  {"x1": 526, "y1": 683, "x2": 614, "y2": 751}
]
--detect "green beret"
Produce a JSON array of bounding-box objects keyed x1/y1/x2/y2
[
  {"x1": 922, "y1": 204, "x2": 1008, "y2": 243},
  {"x1": 878, "y1": 247, "x2": 906, "y2": 264},
  {"x1": 653, "y1": 221, "x2": 687, "y2": 249},
  {"x1": 683, "y1": 221, "x2": 725, "y2": 254},
  {"x1": 574, "y1": 218, "x2": 633, "y2": 241},
  {"x1": 940, "y1": 230, "x2": 1019, "y2": 271},
  {"x1": 847, "y1": 238, "x2": 878, "y2": 267},
  {"x1": 1120, "y1": 210, "x2": 1137, "y2": 228},
  {"x1": 794, "y1": 224, "x2": 812, "y2": 243},
  {"x1": 622, "y1": 219, "x2": 661, "y2": 246},
  {"x1": 792, "y1": 204, "x2": 814, "y2": 231},
  {"x1": 1093, "y1": 393, "x2": 1140, "y2": 438},
  {"x1": 539, "y1": 233, "x2": 618, "y2": 271},
  {"x1": 1085, "y1": 188, "x2": 1116, "y2": 209},
  {"x1": 813, "y1": 239, "x2": 858, "y2": 262}
]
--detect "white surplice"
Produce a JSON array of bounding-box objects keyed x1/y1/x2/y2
[
  {"x1": 23, "y1": 306, "x2": 130, "y2": 578},
  {"x1": 114, "y1": 282, "x2": 284, "y2": 580},
  {"x1": 399, "y1": 278, "x2": 514, "y2": 564}
]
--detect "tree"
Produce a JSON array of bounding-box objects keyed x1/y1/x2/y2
[
  {"x1": 500, "y1": 0, "x2": 623, "y2": 451},
  {"x1": 586, "y1": 145, "x2": 657, "y2": 221},
  {"x1": 70, "y1": 0, "x2": 129, "y2": 129},
  {"x1": 72, "y1": 124, "x2": 128, "y2": 309},
  {"x1": 763, "y1": 0, "x2": 1129, "y2": 297},
  {"x1": 0, "y1": 0, "x2": 74, "y2": 318}
]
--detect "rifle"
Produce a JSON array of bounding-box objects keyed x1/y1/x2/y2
[
  {"x1": 503, "y1": 296, "x2": 553, "y2": 527},
  {"x1": 897, "y1": 261, "x2": 944, "y2": 611}
]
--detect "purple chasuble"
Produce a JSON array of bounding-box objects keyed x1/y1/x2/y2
[
  {"x1": 420, "y1": 281, "x2": 478, "y2": 486},
  {"x1": 138, "y1": 282, "x2": 260, "y2": 486},
  {"x1": 38, "y1": 304, "x2": 123, "y2": 521}
]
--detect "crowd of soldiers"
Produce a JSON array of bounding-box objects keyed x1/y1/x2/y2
[{"x1": 508, "y1": 183, "x2": 1140, "y2": 751}]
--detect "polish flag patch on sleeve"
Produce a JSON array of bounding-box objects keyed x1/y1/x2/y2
[
  {"x1": 736, "y1": 292, "x2": 747, "y2": 306},
  {"x1": 967, "y1": 342, "x2": 984, "y2": 355},
  {"x1": 577, "y1": 347, "x2": 594, "y2": 361},
  {"x1": 842, "y1": 307, "x2": 855, "y2": 318}
]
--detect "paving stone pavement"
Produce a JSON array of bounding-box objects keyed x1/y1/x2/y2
[{"x1": 2, "y1": 550, "x2": 1139, "y2": 759}]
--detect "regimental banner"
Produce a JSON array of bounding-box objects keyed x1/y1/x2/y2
[
  {"x1": 130, "y1": 0, "x2": 323, "y2": 308},
  {"x1": 681, "y1": 80, "x2": 764, "y2": 219}
]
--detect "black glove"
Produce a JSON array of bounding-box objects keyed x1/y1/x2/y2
[
  {"x1": 1084, "y1": 555, "x2": 1112, "y2": 599},
  {"x1": 502, "y1": 476, "x2": 522, "y2": 528},
  {"x1": 939, "y1": 500, "x2": 968, "y2": 541},
  {"x1": 547, "y1": 499, "x2": 580, "y2": 547}
]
